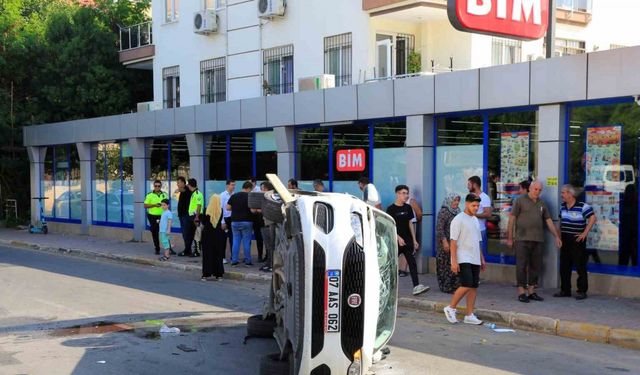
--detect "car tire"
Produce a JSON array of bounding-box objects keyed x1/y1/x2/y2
[
  {"x1": 262, "y1": 193, "x2": 284, "y2": 224},
  {"x1": 259, "y1": 352, "x2": 293, "y2": 375},
  {"x1": 248, "y1": 192, "x2": 265, "y2": 209},
  {"x1": 247, "y1": 314, "x2": 276, "y2": 338}
]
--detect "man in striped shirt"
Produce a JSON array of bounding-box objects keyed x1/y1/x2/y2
[{"x1": 555, "y1": 184, "x2": 597, "y2": 300}]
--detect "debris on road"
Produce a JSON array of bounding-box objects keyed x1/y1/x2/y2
[
  {"x1": 159, "y1": 324, "x2": 180, "y2": 334},
  {"x1": 177, "y1": 344, "x2": 197, "y2": 353}
]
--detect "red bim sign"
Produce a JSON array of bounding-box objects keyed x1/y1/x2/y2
[
  {"x1": 336, "y1": 149, "x2": 366, "y2": 172},
  {"x1": 447, "y1": 0, "x2": 549, "y2": 40}
]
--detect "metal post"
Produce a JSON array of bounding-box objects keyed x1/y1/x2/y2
[
  {"x1": 545, "y1": 0, "x2": 556, "y2": 59},
  {"x1": 137, "y1": 24, "x2": 141, "y2": 48}
]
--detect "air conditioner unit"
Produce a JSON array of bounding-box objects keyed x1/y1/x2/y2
[
  {"x1": 137, "y1": 101, "x2": 163, "y2": 112},
  {"x1": 298, "y1": 75, "x2": 335, "y2": 91},
  {"x1": 194, "y1": 10, "x2": 217, "y2": 34},
  {"x1": 258, "y1": 0, "x2": 286, "y2": 19}
]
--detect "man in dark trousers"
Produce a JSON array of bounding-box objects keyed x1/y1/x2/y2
[
  {"x1": 144, "y1": 180, "x2": 168, "y2": 255},
  {"x1": 387, "y1": 184, "x2": 430, "y2": 296},
  {"x1": 507, "y1": 180, "x2": 562, "y2": 303},
  {"x1": 175, "y1": 176, "x2": 193, "y2": 256},
  {"x1": 555, "y1": 184, "x2": 596, "y2": 300}
]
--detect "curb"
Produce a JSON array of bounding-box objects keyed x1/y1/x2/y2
[
  {"x1": 0, "y1": 238, "x2": 271, "y2": 283},
  {"x1": 3, "y1": 239, "x2": 638, "y2": 351},
  {"x1": 398, "y1": 297, "x2": 640, "y2": 351}
]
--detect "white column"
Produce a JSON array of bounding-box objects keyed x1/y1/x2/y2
[
  {"x1": 537, "y1": 104, "x2": 566, "y2": 289},
  {"x1": 274, "y1": 126, "x2": 295, "y2": 182},
  {"x1": 27, "y1": 146, "x2": 46, "y2": 226},
  {"x1": 405, "y1": 115, "x2": 435, "y2": 273},
  {"x1": 129, "y1": 138, "x2": 148, "y2": 242},
  {"x1": 75, "y1": 143, "x2": 93, "y2": 235}
]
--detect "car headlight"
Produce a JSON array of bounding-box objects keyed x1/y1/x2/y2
[
  {"x1": 347, "y1": 349, "x2": 362, "y2": 375},
  {"x1": 350, "y1": 213, "x2": 363, "y2": 247}
]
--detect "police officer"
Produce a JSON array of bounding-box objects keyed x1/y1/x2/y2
[
  {"x1": 185, "y1": 178, "x2": 204, "y2": 257},
  {"x1": 144, "y1": 179, "x2": 168, "y2": 255}
]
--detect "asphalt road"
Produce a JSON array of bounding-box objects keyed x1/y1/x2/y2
[{"x1": 1, "y1": 246, "x2": 639, "y2": 375}]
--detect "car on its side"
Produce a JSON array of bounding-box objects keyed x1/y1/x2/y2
[{"x1": 247, "y1": 175, "x2": 398, "y2": 375}]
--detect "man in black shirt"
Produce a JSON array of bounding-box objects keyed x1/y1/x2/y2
[
  {"x1": 387, "y1": 185, "x2": 430, "y2": 296},
  {"x1": 175, "y1": 176, "x2": 193, "y2": 256},
  {"x1": 227, "y1": 181, "x2": 255, "y2": 266}
]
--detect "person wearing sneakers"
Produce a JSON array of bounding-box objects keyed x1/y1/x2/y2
[
  {"x1": 386, "y1": 184, "x2": 430, "y2": 296},
  {"x1": 507, "y1": 180, "x2": 562, "y2": 303},
  {"x1": 158, "y1": 199, "x2": 173, "y2": 261},
  {"x1": 443, "y1": 194, "x2": 486, "y2": 325}
]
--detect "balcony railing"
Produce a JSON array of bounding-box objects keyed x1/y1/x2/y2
[
  {"x1": 556, "y1": 0, "x2": 592, "y2": 13},
  {"x1": 119, "y1": 21, "x2": 153, "y2": 52}
]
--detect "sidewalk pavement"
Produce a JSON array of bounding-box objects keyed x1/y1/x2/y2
[{"x1": 1, "y1": 227, "x2": 639, "y2": 350}]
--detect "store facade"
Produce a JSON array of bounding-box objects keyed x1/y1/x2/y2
[{"x1": 25, "y1": 47, "x2": 640, "y2": 297}]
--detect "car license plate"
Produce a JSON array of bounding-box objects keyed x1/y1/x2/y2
[{"x1": 325, "y1": 270, "x2": 341, "y2": 333}]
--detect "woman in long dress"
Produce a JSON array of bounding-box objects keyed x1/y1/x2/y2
[
  {"x1": 436, "y1": 194, "x2": 461, "y2": 293},
  {"x1": 201, "y1": 194, "x2": 225, "y2": 280}
]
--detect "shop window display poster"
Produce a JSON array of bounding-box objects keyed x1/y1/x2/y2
[
  {"x1": 584, "y1": 125, "x2": 622, "y2": 251},
  {"x1": 497, "y1": 132, "x2": 530, "y2": 239}
]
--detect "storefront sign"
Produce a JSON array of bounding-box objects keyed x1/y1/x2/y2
[
  {"x1": 585, "y1": 125, "x2": 623, "y2": 251},
  {"x1": 447, "y1": 0, "x2": 549, "y2": 40},
  {"x1": 336, "y1": 149, "x2": 366, "y2": 172}
]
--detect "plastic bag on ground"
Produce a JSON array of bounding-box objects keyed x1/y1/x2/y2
[{"x1": 159, "y1": 324, "x2": 180, "y2": 334}]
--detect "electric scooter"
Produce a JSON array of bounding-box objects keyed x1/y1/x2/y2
[{"x1": 29, "y1": 196, "x2": 49, "y2": 234}]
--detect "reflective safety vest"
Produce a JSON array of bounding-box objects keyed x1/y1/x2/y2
[
  {"x1": 189, "y1": 189, "x2": 204, "y2": 216},
  {"x1": 144, "y1": 191, "x2": 168, "y2": 216}
]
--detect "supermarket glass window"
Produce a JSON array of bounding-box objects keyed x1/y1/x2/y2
[
  {"x1": 296, "y1": 127, "x2": 329, "y2": 191},
  {"x1": 93, "y1": 142, "x2": 133, "y2": 225},
  {"x1": 487, "y1": 111, "x2": 538, "y2": 262},
  {"x1": 205, "y1": 135, "x2": 227, "y2": 199},
  {"x1": 256, "y1": 131, "x2": 277, "y2": 181},
  {"x1": 332, "y1": 124, "x2": 370, "y2": 197},
  {"x1": 373, "y1": 121, "x2": 406, "y2": 208},
  {"x1": 567, "y1": 101, "x2": 640, "y2": 272},
  {"x1": 41, "y1": 145, "x2": 80, "y2": 221},
  {"x1": 146, "y1": 138, "x2": 188, "y2": 228},
  {"x1": 229, "y1": 134, "x2": 253, "y2": 182},
  {"x1": 435, "y1": 116, "x2": 485, "y2": 211}
]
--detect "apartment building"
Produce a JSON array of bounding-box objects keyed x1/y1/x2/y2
[
  {"x1": 119, "y1": 0, "x2": 639, "y2": 106},
  {"x1": 27, "y1": 0, "x2": 640, "y2": 297}
]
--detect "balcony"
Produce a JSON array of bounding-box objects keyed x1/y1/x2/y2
[
  {"x1": 362, "y1": 0, "x2": 446, "y2": 15},
  {"x1": 118, "y1": 21, "x2": 154, "y2": 69}
]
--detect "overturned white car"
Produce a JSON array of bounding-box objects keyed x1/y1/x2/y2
[{"x1": 247, "y1": 175, "x2": 398, "y2": 375}]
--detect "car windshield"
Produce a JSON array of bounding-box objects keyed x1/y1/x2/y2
[{"x1": 373, "y1": 212, "x2": 398, "y2": 351}]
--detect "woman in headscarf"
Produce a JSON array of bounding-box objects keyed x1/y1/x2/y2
[
  {"x1": 201, "y1": 194, "x2": 225, "y2": 280},
  {"x1": 436, "y1": 193, "x2": 461, "y2": 293}
]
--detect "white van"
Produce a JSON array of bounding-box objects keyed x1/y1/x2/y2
[
  {"x1": 247, "y1": 175, "x2": 398, "y2": 375},
  {"x1": 603, "y1": 164, "x2": 635, "y2": 193}
]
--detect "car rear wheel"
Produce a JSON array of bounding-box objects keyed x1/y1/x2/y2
[
  {"x1": 262, "y1": 193, "x2": 284, "y2": 223},
  {"x1": 247, "y1": 314, "x2": 276, "y2": 338},
  {"x1": 259, "y1": 352, "x2": 293, "y2": 375},
  {"x1": 248, "y1": 192, "x2": 265, "y2": 209}
]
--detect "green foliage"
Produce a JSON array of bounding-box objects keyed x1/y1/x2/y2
[
  {"x1": 0, "y1": 0, "x2": 152, "y2": 216},
  {"x1": 407, "y1": 51, "x2": 422, "y2": 74}
]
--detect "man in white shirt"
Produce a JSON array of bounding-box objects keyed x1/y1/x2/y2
[
  {"x1": 357, "y1": 177, "x2": 382, "y2": 209},
  {"x1": 220, "y1": 179, "x2": 236, "y2": 263},
  {"x1": 467, "y1": 175, "x2": 492, "y2": 245},
  {"x1": 443, "y1": 194, "x2": 486, "y2": 325}
]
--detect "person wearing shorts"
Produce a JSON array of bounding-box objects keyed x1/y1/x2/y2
[
  {"x1": 443, "y1": 194, "x2": 486, "y2": 325},
  {"x1": 158, "y1": 199, "x2": 173, "y2": 261}
]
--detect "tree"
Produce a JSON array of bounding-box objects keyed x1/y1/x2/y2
[{"x1": 0, "y1": 0, "x2": 152, "y2": 220}]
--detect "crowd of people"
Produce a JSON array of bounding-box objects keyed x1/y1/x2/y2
[
  {"x1": 144, "y1": 174, "x2": 596, "y2": 319},
  {"x1": 439, "y1": 177, "x2": 596, "y2": 326}
]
